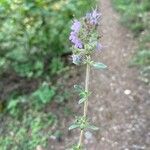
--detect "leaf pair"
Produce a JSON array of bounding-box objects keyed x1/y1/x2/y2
[
  {"x1": 69, "y1": 116, "x2": 88, "y2": 131},
  {"x1": 69, "y1": 123, "x2": 99, "y2": 131},
  {"x1": 69, "y1": 116, "x2": 99, "y2": 131},
  {"x1": 69, "y1": 124, "x2": 99, "y2": 131},
  {"x1": 74, "y1": 85, "x2": 91, "y2": 104}
]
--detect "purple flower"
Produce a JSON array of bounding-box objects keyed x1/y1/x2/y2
[
  {"x1": 69, "y1": 32, "x2": 83, "y2": 49},
  {"x1": 86, "y1": 9, "x2": 101, "y2": 25},
  {"x1": 69, "y1": 20, "x2": 83, "y2": 48},
  {"x1": 74, "y1": 39, "x2": 83, "y2": 49},
  {"x1": 72, "y1": 54, "x2": 82, "y2": 65},
  {"x1": 69, "y1": 32, "x2": 76, "y2": 41},
  {"x1": 71, "y1": 20, "x2": 81, "y2": 33}
]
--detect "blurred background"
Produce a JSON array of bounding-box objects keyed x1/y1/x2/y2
[
  {"x1": 112, "y1": 0, "x2": 150, "y2": 81},
  {"x1": 0, "y1": 0, "x2": 149, "y2": 149}
]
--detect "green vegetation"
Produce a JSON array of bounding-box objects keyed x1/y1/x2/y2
[
  {"x1": 0, "y1": 0, "x2": 95, "y2": 149},
  {"x1": 112, "y1": 0, "x2": 150, "y2": 83},
  {"x1": 0, "y1": 0, "x2": 94, "y2": 78}
]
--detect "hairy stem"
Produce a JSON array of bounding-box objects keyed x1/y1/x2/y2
[{"x1": 78, "y1": 56, "x2": 91, "y2": 147}]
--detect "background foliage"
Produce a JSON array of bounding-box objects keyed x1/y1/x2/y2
[
  {"x1": 0, "y1": 0, "x2": 95, "y2": 149},
  {"x1": 0, "y1": 0, "x2": 94, "y2": 78},
  {"x1": 112, "y1": 0, "x2": 150, "y2": 83}
]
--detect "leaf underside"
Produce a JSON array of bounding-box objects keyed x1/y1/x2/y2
[{"x1": 93, "y1": 62, "x2": 107, "y2": 69}]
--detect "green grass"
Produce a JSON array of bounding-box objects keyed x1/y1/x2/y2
[{"x1": 112, "y1": 0, "x2": 150, "y2": 83}]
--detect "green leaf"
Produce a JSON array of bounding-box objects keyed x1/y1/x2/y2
[
  {"x1": 88, "y1": 125, "x2": 99, "y2": 130},
  {"x1": 70, "y1": 144, "x2": 82, "y2": 150},
  {"x1": 69, "y1": 124, "x2": 79, "y2": 130},
  {"x1": 79, "y1": 91, "x2": 91, "y2": 100},
  {"x1": 92, "y1": 62, "x2": 107, "y2": 69},
  {"x1": 74, "y1": 85, "x2": 84, "y2": 93},
  {"x1": 7, "y1": 99, "x2": 19, "y2": 110},
  {"x1": 79, "y1": 92, "x2": 86, "y2": 98},
  {"x1": 32, "y1": 83, "x2": 55, "y2": 104},
  {"x1": 78, "y1": 98, "x2": 86, "y2": 104},
  {"x1": 6, "y1": 49, "x2": 28, "y2": 62}
]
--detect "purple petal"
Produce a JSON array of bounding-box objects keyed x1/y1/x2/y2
[
  {"x1": 71, "y1": 20, "x2": 81, "y2": 33},
  {"x1": 86, "y1": 9, "x2": 101, "y2": 25}
]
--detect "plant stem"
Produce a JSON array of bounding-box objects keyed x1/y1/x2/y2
[{"x1": 78, "y1": 56, "x2": 91, "y2": 147}]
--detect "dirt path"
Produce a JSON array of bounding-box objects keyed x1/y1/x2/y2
[
  {"x1": 49, "y1": 0, "x2": 149, "y2": 149},
  {"x1": 83, "y1": 0, "x2": 150, "y2": 149}
]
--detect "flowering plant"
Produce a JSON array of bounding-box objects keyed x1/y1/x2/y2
[{"x1": 69, "y1": 9, "x2": 107, "y2": 150}]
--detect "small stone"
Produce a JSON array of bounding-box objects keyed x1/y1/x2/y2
[
  {"x1": 124, "y1": 89, "x2": 131, "y2": 95},
  {"x1": 99, "y1": 107, "x2": 104, "y2": 112},
  {"x1": 84, "y1": 131, "x2": 93, "y2": 140},
  {"x1": 101, "y1": 137, "x2": 105, "y2": 141},
  {"x1": 10, "y1": 132, "x2": 14, "y2": 136},
  {"x1": 50, "y1": 135, "x2": 56, "y2": 140},
  {"x1": 96, "y1": 94, "x2": 99, "y2": 98},
  {"x1": 36, "y1": 145, "x2": 44, "y2": 150},
  {"x1": 112, "y1": 76, "x2": 116, "y2": 80}
]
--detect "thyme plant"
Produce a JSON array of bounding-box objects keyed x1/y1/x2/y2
[{"x1": 69, "y1": 9, "x2": 107, "y2": 149}]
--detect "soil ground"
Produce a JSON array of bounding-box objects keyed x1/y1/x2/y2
[{"x1": 49, "y1": 0, "x2": 150, "y2": 149}]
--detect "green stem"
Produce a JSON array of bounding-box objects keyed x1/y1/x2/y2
[{"x1": 78, "y1": 56, "x2": 91, "y2": 147}]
